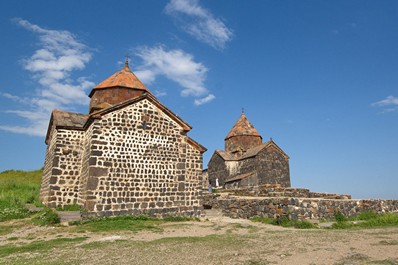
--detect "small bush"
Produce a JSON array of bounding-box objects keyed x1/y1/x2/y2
[
  {"x1": 334, "y1": 211, "x2": 346, "y2": 223},
  {"x1": 357, "y1": 210, "x2": 378, "y2": 221},
  {"x1": 32, "y1": 208, "x2": 60, "y2": 226},
  {"x1": 331, "y1": 221, "x2": 351, "y2": 229}
]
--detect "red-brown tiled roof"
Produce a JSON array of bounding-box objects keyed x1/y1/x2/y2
[
  {"x1": 225, "y1": 112, "x2": 261, "y2": 140},
  {"x1": 90, "y1": 61, "x2": 149, "y2": 96}
]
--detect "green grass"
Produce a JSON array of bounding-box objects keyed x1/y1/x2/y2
[
  {"x1": 0, "y1": 169, "x2": 43, "y2": 221},
  {"x1": 71, "y1": 214, "x2": 199, "y2": 233},
  {"x1": 331, "y1": 211, "x2": 398, "y2": 229},
  {"x1": 55, "y1": 203, "x2": 82, "y2": 212},
  {"x1": 32, "y1": 208, "x2": 61, "y2": 226},
  {"x1": 250, "y1": 216, "x2": 317, "y2": 229},
  {"x1": 0, "y1": 237, "x2": 87, "y2": 258}
]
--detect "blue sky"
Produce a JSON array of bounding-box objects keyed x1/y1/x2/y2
[{"x1": 0, "y1": 0, "x2": 397, "y2": 199}]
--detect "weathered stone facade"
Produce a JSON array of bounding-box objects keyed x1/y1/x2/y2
[
  {"x1": 207, "y1": 113, "x2": 290, "y2": 188},
  {"x1": 40, "y1": 61, "x2": 206, "y2": 217}
]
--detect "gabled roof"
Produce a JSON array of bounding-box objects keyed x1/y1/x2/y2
[
  {"x1": 187, "y1": 137, "x2": 207, "y2": 154},
  {"x1": 214, "y1": 139, "x2": 289, "y2": 161},
  {"x1": 45, "y1": 93, "x2": 198, "y2": 147},
  {"x1": 215, "y1": 150, "x2": 237, "y2": 161},
  {"x1": 45, "y1": 110, "x2": 88, "y2": 144},
  {"x1": 225, "y1": 171, "x2": 256, "y2": 183},
  {"x1": 89, "y1": 61, "x2": 149, "y2": 97},
  {"x1": 225, "y1": 112, "x2": 261, "y2": 140},
  {"x1": 51, "y1": 110, "x2": 88, "y2": 128}
]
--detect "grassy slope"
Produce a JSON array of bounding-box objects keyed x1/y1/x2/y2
[{"x1": 0, "y1": 169, "x2": 43, "y2": 209}]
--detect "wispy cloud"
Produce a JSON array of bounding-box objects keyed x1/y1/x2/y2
[
  {"x1": 165, "y1": 0, "x2": 233, "y2": 50},
  {"x1": 0, "y1": 19, "x2": 93, "y2": 137},
  {"x1": 134, "y1": 45, "x2": 215, "y2": 105},
  {"x1": 194, "y1": 93, "x2": 215, "y2": 106},
  {"x1": 371, "y1": 95, "x2": 398, "y2": 112}
]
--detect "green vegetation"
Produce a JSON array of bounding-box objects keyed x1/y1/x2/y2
[
  {"x1": 0, "y1": 237, "x2": 87, "y2": 258},
  {"x1": 0, "y1": 169, "x2": 43, "y2": 221},
  {"x1": 250, "y1": 215, "x2": 317, "y2": 229},
  {"x1": 331, "y1": 211, "x2": 398, "y2": 229},
  {"x1": 55, "y1": 203, "x2": 82, "y2": 212},
  {"x1": 71, "y1": 214, "x2": 199, "y2": 233},
  {"x1": 32, "y1": 208, "x2": 60, "y2": 226}
]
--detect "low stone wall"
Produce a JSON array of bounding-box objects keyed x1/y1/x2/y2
[
  {"x1": 203, "y1": 193, "x2": 398, "y2": 220},
  {"x1": 224, "y1": 186, "x2": 351, "y2": 200}
]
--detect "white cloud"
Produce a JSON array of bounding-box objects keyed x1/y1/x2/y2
[
  {"x1": 194, "y1": 93, "x2": 215, "y2": 106},
  {"x1": 154, "y1": 90, "x2": 167, "y2": 97},
  {"x1": 372, "y1": 96, "x2": 398, "y2": 112},
  {"x1": 134, "y1": 45, "x2": 214, "y2": 105},
  {"x1": 0, "y1": 19, "x2": 93, "y2": 137},
  {"x1": 165, "y1": 0, "x2": 233, "y2": 49}
]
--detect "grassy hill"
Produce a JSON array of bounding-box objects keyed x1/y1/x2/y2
[{"x1": 0, "y1": 168, "x2": 43, "y2": 210}]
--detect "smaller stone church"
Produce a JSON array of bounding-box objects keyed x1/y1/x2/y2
[
  {"x1": 207, "y1": 112, "x2": 290, "y2": 189},
  {"x1": 40, "y1": 60, "x2": 206, "y2": 217}
]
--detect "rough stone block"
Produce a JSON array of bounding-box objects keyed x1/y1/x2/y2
[
  {"x1": 89, "y1": 167, "x2": 108, "y2": 177},
  {"x1": 87, "y1": 177, "x2": 99, "y2": 190}
]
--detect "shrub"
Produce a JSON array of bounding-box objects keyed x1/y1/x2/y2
[
  {"x1": 334, "y1": 211, "x2": 346, "y2": 223},
  {"x1": 32, "y1": 208, "x2": 60, "y2": 226},
  {"x1": 357, "y1": 210, "x2": 378, "y2": 221},
  {"x1": 294, "y1": 220, "x2": 317, "y2": 229}
]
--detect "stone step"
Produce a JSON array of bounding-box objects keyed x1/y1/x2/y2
[{"x1": 56, "y1": 211, "x2": 82, "y2": 223}]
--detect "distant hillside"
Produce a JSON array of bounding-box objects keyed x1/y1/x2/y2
[{"x1": 0, "y1": 168, "x2": 43, "y2": 183}]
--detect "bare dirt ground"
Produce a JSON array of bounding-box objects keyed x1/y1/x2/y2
[{"x1": 1, "y1": 209, "x2": 398, "y2": 265}]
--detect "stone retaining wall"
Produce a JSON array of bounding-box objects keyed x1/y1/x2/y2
[
  {"x1": 224, "y1": 186, "x2": 351, "y2": 200},
  {"x1": 203, "y1": 193, "x2": 398, "y2": 220}
]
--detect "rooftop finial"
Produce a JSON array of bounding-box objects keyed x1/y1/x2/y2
[
  {"x1": 242, "y1": 107, "x2": 245, "y2": 114},
  {"x1": 125, "y1": 54, "x2": 130, "y2": 67}
]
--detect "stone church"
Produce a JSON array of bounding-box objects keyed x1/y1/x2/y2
[
  {"x1": 40, "y1": 60, "x2": 206, "y2": 217},
  {"x1": 207, "y1": 112, "x2": 290, "y2": 189}
]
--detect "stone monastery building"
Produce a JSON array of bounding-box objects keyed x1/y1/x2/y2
[
  {"x1": 207, "y1": 113, "x2": 290, "y2": 189},
  {"x1": 40, "y1": 60, "x2": 206, "y2": 217}
]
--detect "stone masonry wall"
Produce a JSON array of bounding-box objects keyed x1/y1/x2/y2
[
  {"x1": 40, "y1": 126, "x2": 57, "y2": 204},
  {"x1": 43, "y1": 128, "x2": 85, "y2": 207},
  {"x1": 208, "y1": 153, "x2": 229, "y2": 186},
  {"x1": 205, "y1": 195, "x2": 398, "y2": 220},
  {"x1": 81, "y1": 99, "x2": 203, "y2": 217},
  {"x1": 257, "y1": 146, "x2": 290, "y2": 187},
  {"x1": 77, "y1": 122, "x2": 94, "y2": 207}
]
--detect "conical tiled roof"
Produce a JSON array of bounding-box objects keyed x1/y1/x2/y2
[
  {"x1": 225, "y1": 112, "x2": 261, "y2": 139},
  {"x1": 89, "y1": 60, "x2": 148, "y2": 96}
]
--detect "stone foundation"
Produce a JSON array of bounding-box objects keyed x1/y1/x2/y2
[{"x1": 203, "y1": 193, "x2": 398, "y2": 220}]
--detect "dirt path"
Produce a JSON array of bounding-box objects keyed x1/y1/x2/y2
[{"x1": 1, "y1": 210, "x2": 398, "y2": 265}]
